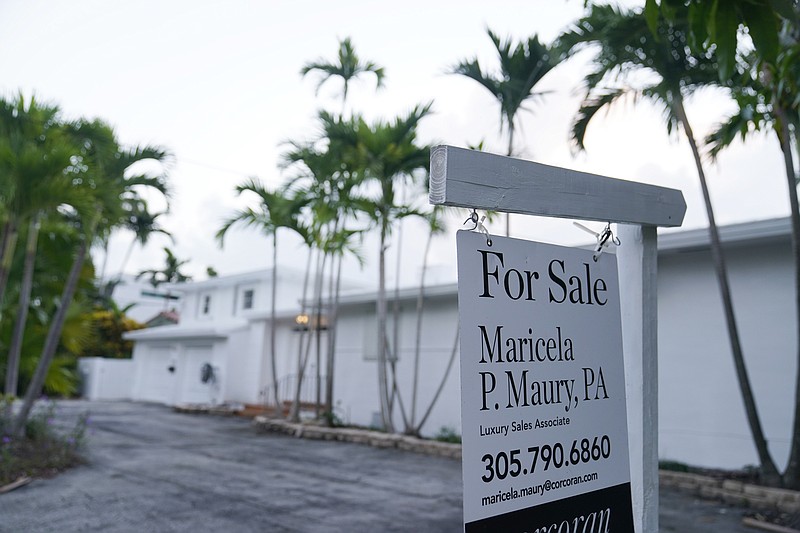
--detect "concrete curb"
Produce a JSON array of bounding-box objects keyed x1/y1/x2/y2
[
  {"x1": 252, "y1": 416, "x2": 462, "y2": 459},
  {"x1": 173, "y1": 404, "x2": 242, "y2": 416},
  {"x1": 250, "y1": 415, "x2": 800, "y2": 516},
  {"x1": 660, "y1": 470, "x2": 800, "y2": 514}
]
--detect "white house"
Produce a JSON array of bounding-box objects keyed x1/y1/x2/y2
[
  {"x1": 111, "y1": 217, "x2": 799, "y2": 472},
  {"x1": 123, "y1": 268, "x2": 331, "y2": 407}
]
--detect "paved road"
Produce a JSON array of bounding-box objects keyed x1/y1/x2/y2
[{"x1": 1, "y1": 401, "x2": 754, "y2": 532}]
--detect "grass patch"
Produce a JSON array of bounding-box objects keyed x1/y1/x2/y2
[
  {"x1": 433, "y1": 426, "x2": 461, "y2": 444},
  {"x1": 1, "y1": 397, "x2": 89, "y2": 487},
  {"x1": 659, "y1": 459, "x2": 690, "y2": 473}
]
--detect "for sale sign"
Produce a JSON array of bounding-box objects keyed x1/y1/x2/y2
[{"x1": 457, "y1": 231, "x2": 634, "y2": 532}]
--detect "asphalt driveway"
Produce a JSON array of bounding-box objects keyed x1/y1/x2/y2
[{"x1": 0, "y1": 400, "x2": 754, "y2": 532}]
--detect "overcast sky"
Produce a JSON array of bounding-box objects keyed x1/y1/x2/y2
[{"x1": 0, "y1": 1, "x2": 790, "y2": 288}]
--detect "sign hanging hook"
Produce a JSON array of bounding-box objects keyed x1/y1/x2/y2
[
  {"x1": 464, "y1": 209, "x2": 492, "y2": 247},
  {"x1": 573, "y1": 221, "x2": 620, "y2": 262}
]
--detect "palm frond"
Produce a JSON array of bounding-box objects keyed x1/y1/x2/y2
[{"x1": 571, "y1": 88, "x2": 626, "y2": 151}]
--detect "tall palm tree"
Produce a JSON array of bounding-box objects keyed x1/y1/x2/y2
[
  {"x1": 301, "y1": 37, "x2": 385, "y2": 114},
  {"x1": 451, "y1": 29, "x2": 556, "y2": 236},
  {"x1": 117, "y1": 205, "x2": 173, "y2": 278},
  {"x1": 282, "y1": 110, "x2": 379, "y2": 422},
  {"x1": 324, "y1": 104, "x2": 432, "y2": 432},
  {"x1": 0, "y1": 96, "x2": 83, "y2": 399},
  {"x1": 559, "y1": 3, "x2": 781, "y2": 484},
  {"x1": 0, "y1": 95, "x2": 75, "y2": 317},
  {"x1": 13, "y1": 118, "x2": 170, "y2": 435},
  {"x1": 217, "y1": 180, "x2": 309, "y2": 417},
  {"x1": 706, "y1": 27, "x2": 800, "y2": 485}
]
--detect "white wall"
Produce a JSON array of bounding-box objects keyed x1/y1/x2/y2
[
  {"x1": 333, "y1": 296, "x2": 461, "y2": 436},
  {"x1": 223, "y1": 326, "x2": 263, "y2": 404},
  {"x1": 658, "y1": 240, "x2": 796, "y2": 470},
  {"x1": 79, "y1": 358, "x2": 135, "y2": 400}
]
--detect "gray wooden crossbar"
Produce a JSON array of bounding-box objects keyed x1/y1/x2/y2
[{"x1": 429, "y1": 145, "x2": 686, "y2": 227}]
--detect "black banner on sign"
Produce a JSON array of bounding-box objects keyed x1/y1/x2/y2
[{"x1": 464, "y1": 482, "x2": 634, "y2": 533}]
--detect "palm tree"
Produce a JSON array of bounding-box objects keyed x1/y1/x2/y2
[
  {"x1": 0, "y1": 95, "x2": 83, "y2": 399},
  {"x1": 281, "y1": 110, "x2": 372, "y2": 423},
  {"x1": 559, "y1": 3, "x2": 781, "y2": 484},
  {"x1": 117, "y1": 205, "x2": 173, "y2": 278},
  {"x1": 217, "y1": 180, "x2": 309, "y2": 417},
  {"x1": 12, "y1": 118, "x2": 170, "y2": 435},
  {"x1": 451, "y1": 29, "x2": 556, "y2": 236},
  {"x1": 136, "y1": 246, "x2": 192, "y2": 288},
  {"x1": 0, "y1": 95, "x2": 76, "y2": 318},
  {"x1": 301, "y1": 37, "x2": 385, "y2": 114},
  {"x1": 706, "y1": 32, "x2": 800, "y2": 487},
  {"x1": 324, "y1": 104, "x2": 432, "y2": 432},
  {"x1": 11, "y1": 210, "x2": 98, "y2": 436},
  {"x1": 408, "y1": 205, "x2": 446, "y2": 433},
  {"x1": 321, "y1": 226, "x2": 364, "y2": 420}
]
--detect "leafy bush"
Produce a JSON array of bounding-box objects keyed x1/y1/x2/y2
[
  {"x1": 80, "y1": 308, "x2": 144, "y2": 359},
  {"x1": 321, "y1": 409, "x2": 345, "y2": 428}
]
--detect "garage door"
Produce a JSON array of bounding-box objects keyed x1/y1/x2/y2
[{"x1": 139, "y1": 346, "x2": 177, "y2": 404}]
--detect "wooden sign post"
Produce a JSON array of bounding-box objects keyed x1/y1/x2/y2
[{"x1": 430, "y1": 145, "x2": 686, "y2": 533}]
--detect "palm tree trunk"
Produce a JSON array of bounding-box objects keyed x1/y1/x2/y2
[
  {"x1": 117, "y1": 235, "x2": 138, "y2": 279},
  {"x1": 675, "y1": 97, "x2": 781, "y2": 484},
  {"x1": 376, "y1": 221, "x2": 393, "y2": 431},
  {"x1": 410, "y1": 223, "x2": 435, "y2": 429},
  {"x1": 289, "y1": 247, "x2": 315, "y2": 422},
  {"x1": 314, "y1": 247, "x2": 329, "y2": 419},
  {"x1": 290, "y1": 246, "x2": 327, "y2": 422},
  {"x1": 387, "y1": 340, "x2": 411, "y2": 432},
  {"x1": 12, "y1": 233, "x2": 89, "y2": 437},
  {"x1": 391, "y1": 204, "x2": 404, "y2": 416},
  {"x1": 773, "y1": 104, "x2": 800, "y2": 488},
  {"x1": 269, "y1": 233, "x2": 282, "y2": 416},
  {"x1": 0, "y1": 220, "x2": 10, "y2": 297},
  {"x1": 323, "y1": 252, "x2": 343, "y2": 422},
  {"x1": 5, "y1": 215, "x2": 41, "y2": 398},
  {"x1": 414, "y1": 325, "x2": 460, "y2": 434},
  {"x1": 0, "y1": 218, "x2": 19, "y2": 314},
  {"x1": 505, "y1": 127, "x2": 515, "y2": 237},
  {"x1": 98, "y1": 237, "x2": 110, "y2": 284}
]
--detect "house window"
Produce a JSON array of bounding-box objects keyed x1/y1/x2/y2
[
  {"x1": 202, "y1": 295, "x2": 211, "y2": 315},
  {"x1": 243, "y1": 289, "x2": 254, "y2": 310}
]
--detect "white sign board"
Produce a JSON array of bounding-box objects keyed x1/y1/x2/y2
[{"x1": 457, "y1": 231, "x2": 634, "y2": 532}]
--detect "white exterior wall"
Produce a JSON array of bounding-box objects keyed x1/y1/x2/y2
[
  {"x1": 658, "y1": 239, "x2": 796, "y2": 470},
  {"x1": 79, "y1": 358, "x2": 135, "y2": 400},
  {"x1": 223, "y1": 325, "x2": 263, "y2": 404},
  {"x1": 333, "y1": 295, "x2": 461, "y2": 436}
]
